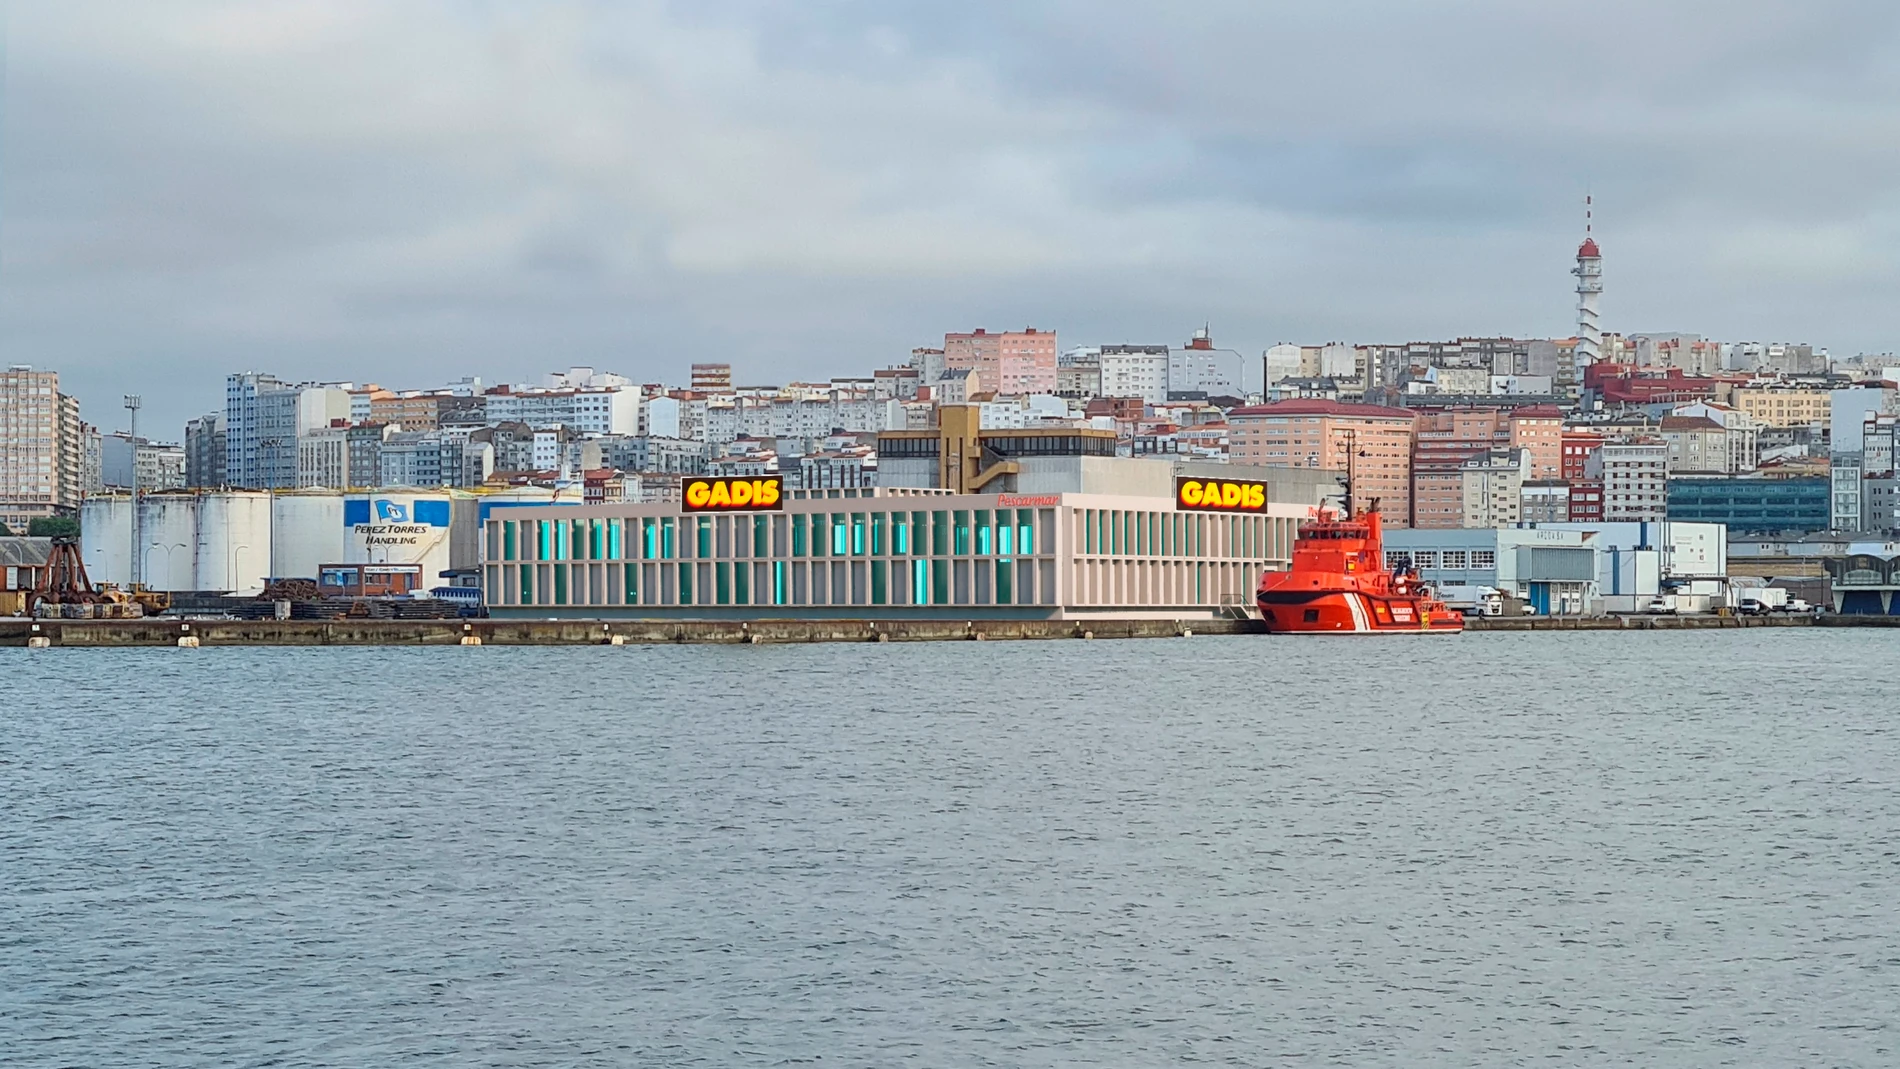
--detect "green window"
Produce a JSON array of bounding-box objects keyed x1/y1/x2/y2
[
  {"x1": 912, "y1": 558, "x2": 930, "y2": 605},
  {"x1": 607, "y1": 519, "x2": 623, "y2": 559},
  {"x1": 813, "y1": 514, "x2": 829, "y2": 557},
  {"x1": 520, "y1": 565, "x2": 533, "y2": 603},
  {"x1": 891, "y1": 513, "x2": 908, "y2": 555},
  {"x1": 998, "y1": 523, "x2": 1014, "y2": 557},
  {"x1": 870, "y1": 513, "x2": 885, "y2": 555},
  {"x1": 975, "y1": 510, "x2": 992, "y2": 555},
  {"x1": 996, "y1": 559, "x2": 1013, "y2": 605},
  {"x1": 851, "y1": 513, "x2": 866, "y2": 556},
  {"x1": 753, "y1": 516, "x2": 769, "y2": 557},
  {"x1": 954, "y1": 511, "x2": 970, "y2": 555},
  {"x1": 932, "y1": 559, "x2": 950, "y2": 604},
  {"x1": 678, "y1": 562, "x2": 693, "y2": 604},
  {"x1": 773, "y1": 561, "x2": 787, "y2": 605},
  {"x1": 792, "y1": 514, "x2": 809, "y2": 556},
  {"x1": 716, "y1": 563, "x2": 731, "y2": 605},
  {"x1": 642, "y1": 519, "x2": 658, "y2": 560},
  {"x1": 661, "y1": 518, "x2": 676, "y2": 559},
  {"x1": 538, "y1": 520, "x2": 552, "y2": 561},
  {"x1": 832, "y1": 514, "x2": 850, "y2": 555},
  {"x1": 502, "y1": 521, "x2": 517, "y2": 561},
  {"x1": 932, "y1": 511, "x2": 949, "y2": 555},
  {"x1": 696, "y1": 517, "x2": 712, "y2": 559},
  {"x1": 871, "y1": 560, "x2": 888, "y2": 604},
  {"x1": 623, "y1": 561, "x2": 638, "y2": 603},
  {"x1": 734, "y1": 562, "x2": 749, "y2": 604},
  {"x1": 1018, "y1": 514, "x2": 1034, "y2": 555},
  {"x1": 553, "y1": 564, "x2": 568, "y2": 605}
]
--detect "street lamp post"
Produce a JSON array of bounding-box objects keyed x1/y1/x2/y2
[{"x1": 125, "y1": 395, "x2": 142, "y2": 589}]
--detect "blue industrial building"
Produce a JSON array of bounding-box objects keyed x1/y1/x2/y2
[{"x1": 1666, "y1": 476, "x2": 1829, "y2": 535}]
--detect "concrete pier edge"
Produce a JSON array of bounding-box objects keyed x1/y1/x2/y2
[{"x1": 2, "y1": 613, "x2": 1892, "y2": 646}]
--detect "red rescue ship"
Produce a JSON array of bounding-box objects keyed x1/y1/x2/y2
[{"x1": 1255, "y1": 504, "x2": 1463, "y2": 634}]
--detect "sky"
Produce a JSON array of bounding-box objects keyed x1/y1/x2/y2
[{"x1": 4, "y1": 1, "x2": 1900, "y2": 436}]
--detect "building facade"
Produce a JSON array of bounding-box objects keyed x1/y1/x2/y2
[
  {"x1": 1590, "y1": 440, "x2": 1668, "y2": 521},
  {"x1": 0, "y1": 365, "x2": 86, "y2": 531},
  {"x1": 1227, "y1": 400, "x2": 1416, "y2": 524},
  {"x1": 484, "y1": 485, "x2": 1303, "y2": 621},
  {"x1": 1667, "y1": 476, "x2": 1830, "y2": 535},
  {"x1": 944, "y1": 328, "x2": 1058, "y2": 396}
]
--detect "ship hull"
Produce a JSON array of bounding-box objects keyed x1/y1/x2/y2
[{"x1": 1256, "y1": 590, "x2": 1464, "y2": 634}]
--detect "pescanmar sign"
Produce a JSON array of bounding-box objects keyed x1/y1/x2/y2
[
  {"x1": 682, "y1": 476, "x2": 784, "y2": 512},
  {"x1": 1176, "y1": 476, "x2": 1269, "y2": 513}
]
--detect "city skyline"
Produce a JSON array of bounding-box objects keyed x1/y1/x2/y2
[{"x1": 7, "y1": 3, "x2": 1900, "y2": 434}]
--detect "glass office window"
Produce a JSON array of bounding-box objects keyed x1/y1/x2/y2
[
  {"x1": 503, "y1": 522, "x2": 517, "y2": 561},
  {"x1": 607, "y1": 519, "x2": 622, "y2": 560},
  {"x1": 643, "y1": 519, "x2": 658, "y2": 560},
  {"x1": 716, "y1": 563, "x2": 731, "y2": 605},
  {"x1": 851, "y1": 513, "x2": 866, "y2": 556},
  {"x1": 696, "y1": 517, "x2": 713, "y2": 559},
  {"x1": 623, "y1": 560, "x2": 637, "y2": 603},
  {"x1": 932, "y1": 559, "x2": 950, "y2": 604},
  {"x1": 932, "y1": 511, "x2": 949, "y2": 555},
  {"x1": 1019, "y1": 513, "x2": 1035, "y2": 555},
  {"x1": 954, "y1": 511, "x2": 971, "y2": 555},
  {"x1": 976, "y1": 510, "x2": 992, "y2": 555},
  {"x1": 913, "y1": 558, "x2": 931, "y2": 604},
  {"x1": 792, "y1": 514, "x2": 809, "y2": 556},
  {"x1": 754, "y1": 516, "x2": 769, "y2": 557},
  {"x1": 892, "y1": 513, "x2": 909, "y2": 555},
  {"x1": 734, "y1": 562, "x2": 749, "y2": 604},
  {"x1": 832, "y1": 514, "x2": 850, "y2": 555},
  {"x1": 678, "y1": 563, "x2": 693, "y2": 604},
  {"x1": 537, "y1": 520, "x2": 552, "y2": 561},
  {"x1": 520, "y1": 566, "x2": 533, "y2": 604},
  {"x1": 996, "y1": 558, "x2": 1013, "y2": 604},
  {"x1": 870, "y1": 513, "x2": 886, "y2": 555},
  {"x1": 773, "y1": 561, "x2": 787, "y2": 605},
  {"x1": 870, "y1": 560, "x2": 888, "y2": 604},
  {"x1": 553, "y1": 565, "x2": 568, "y2": 605}
]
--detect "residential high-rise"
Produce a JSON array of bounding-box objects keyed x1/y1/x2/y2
[
  {"x1": 185, "y1": 413, "x2": 227, "y2": 488},
  {"x1": 943, "y1": 327, "x2": 1058, "y2": 396},
  {"x1": 1227, "y1": 399, "x2": 1416, "y2": 523},
  {"x1": 1098, "y1": 344, "x2": 1169, "y2": 404},
  {"x1": 0, "y1": 365, "x2": 86, "y2": 532},
  {"x1": 225, "y1": 372, "x2": 297, "y2": 488},
  {"x1": 1589, "y1": 439, "x2": 1668, "y2": 521}
]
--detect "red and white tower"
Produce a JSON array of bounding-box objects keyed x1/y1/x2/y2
[{"x1": 1572, "y1": 196, "x2": 1602, "y2": 365}]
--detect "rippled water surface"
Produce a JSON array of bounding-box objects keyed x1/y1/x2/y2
[{"x1": 5, "y1": 632, "x2": 1900, "y2": 1067}]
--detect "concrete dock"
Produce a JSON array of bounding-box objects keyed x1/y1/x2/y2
[{"x1": 2, "y1": 612, "x2": 1893, "y2": 646}]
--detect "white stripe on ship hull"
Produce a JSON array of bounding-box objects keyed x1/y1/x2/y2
[{"x1": 1345, "y1": 592, "x2": 1372, "y2": 632}]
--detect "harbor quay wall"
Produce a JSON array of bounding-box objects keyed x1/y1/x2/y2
[
  {"x1": 3, "y1": 613, "x2": 1889, "y2": 646},
  {"x1": 0, "y1": 617, "x2": 1242, "y2": 647}
]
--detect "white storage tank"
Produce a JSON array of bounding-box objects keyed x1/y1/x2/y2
[
  {"x1": 344, "y1": 492, "x2": 456, "y2": 587},
  {"x1": 79, "y1": 495, "x2": 135, "y2": 586},
  {"x1": 195, "y1": 492, "x2": 273, "y2": 593},
  {"x1": 272, "y1": 491, "x2": 345, "y2": 580},
  {"x1": 142, "y1": 493, "x2": 201, "y2": 590}
]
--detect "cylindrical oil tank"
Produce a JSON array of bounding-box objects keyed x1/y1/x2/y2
[
  {"x1": 79, "y1": 495, "x2": 135, "y2": 586},
  {"x1": 194, "y1": 492, "x2": 273, "y2": 593},
  {"x1": 141, "y1": 493, "x2": 201, "y2": 591},
  {"x1": 271, "y1": 490, "x2": 345, "y2": 581}
]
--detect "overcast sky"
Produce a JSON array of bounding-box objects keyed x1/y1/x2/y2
[{"x1": 5, "y1": 1, "x2": 1899, "y2": 434}]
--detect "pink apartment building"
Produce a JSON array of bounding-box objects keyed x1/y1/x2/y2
[{"x1": 944, "y1": 327, "x2": 1058, "y2": 396}]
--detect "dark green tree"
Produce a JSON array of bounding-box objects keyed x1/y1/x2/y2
[{"x1": 27, "y1": 516, "x2": 81, "y2": 539}]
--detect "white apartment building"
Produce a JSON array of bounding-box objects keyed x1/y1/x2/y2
[
  {"x1": 1099, "y1": 345, "x2": 1169, "y2": 405},
  {"x1": 485, "y1": 387, "x2": 640, "y2": 435},
  {"x1": 1590, "y1": 440, "x2": 1669, "y2": 521},
  {"x1": 0, "y1": 365, "x2": 86, "y2": 530},
  {"x1": 297, "y1": 427, "x2": 351, "y2": 489},
  {"x1": 1459, "y1": 448, "x2": 1529, "y2": 527}
]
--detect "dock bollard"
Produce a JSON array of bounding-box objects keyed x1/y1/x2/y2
[
  {"x1": 27, "y1": 623, "x2": 50, "y2": 648},
  {"x1": 178, "y1": 623, "x2": 199, "y2": 648},
  {"x1": 460, "y1": 623, "x2": 482, "y2": 646}
]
